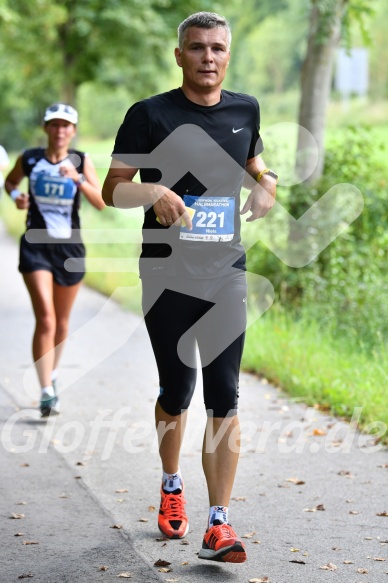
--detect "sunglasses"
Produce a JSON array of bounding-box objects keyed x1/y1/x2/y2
[{"x1": 47, "y1": 104, "x2": 77, "y2": 115}]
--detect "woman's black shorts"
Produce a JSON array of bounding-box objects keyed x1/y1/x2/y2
[
  {"x1": 19, "y1": 233, "x2": 85, "y2": 286},
  {"x1": 142, "y1": 270, "x2": 247, "y2": 418}
]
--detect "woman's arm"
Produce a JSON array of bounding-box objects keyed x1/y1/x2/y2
[
  {"x1": 4, "y1": 155, "x2": 30, "y2": 210},
  {"x1": 59, "y1": 154, "x2": 105, "y2": 211},
  {"x1": 78, "y1": 155, "x2": 105, "y2": 210}
]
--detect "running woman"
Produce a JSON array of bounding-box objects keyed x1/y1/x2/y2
[
  {"x1": 5, "y1": 103, "x2": 104, "y2": 416},
  {"x1": 102, "y1": 13, "x2": 277, "y2": 563}
]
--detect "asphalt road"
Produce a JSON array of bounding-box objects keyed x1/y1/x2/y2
[{"x1": 1, "y1": 221, "x2": 387, "y2": 583}]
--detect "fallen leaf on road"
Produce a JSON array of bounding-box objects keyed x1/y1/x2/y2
[
  {"x1": 18, "y1": 575, "x2": 33, "y2": 579},
  {"x1": 231, "y1": 496, "x2": 247, "y2": 501},
  {"x1": 248, "y1": 578, "x2": 269, "y2": 583},
  {"x1": 252, "y1": 540, "x2": 261, "y2": 544},
  {"x1": 181, "y1": 561, "x2": 189, "y2": 565},
  {"x1": 148, "y1": 505, "x2": 155, "y2": 512},
  {"x1": 110, "y1": 524, "x2": 123, "y2": 529},
  {"x1": 154, "y1": 559, "x2": 171, "y2": 567},
  {"x1": 19, "y1": 464, "x2": 30, "y2": 468},
  {"x1": 290, "y1": 560, "x2": 306, "y2": 564},
  {"x1": 349, "y1": 510, "x2": 359, "y2": 515},
  {"x1": 343, "y1": 560, "x2": 353, "y2": 564},
  {"x1": 357, "y1": 568, "x2": 368, "y2": 574},
  {"x1": 59, "y1": 494, "x2": 68, "y2": 499},
  {"x1": 10, "y1": 513, "x2": 25, "y2": 519},
  {"x1": 374, "y1": 558, "x2": 386, "y2": 561},
  {"x1": 180, "y1": 540, "x2": 189, "y2": 545},
  {"x1": 242, "y1": 531, "x2": 256, "y2": 539},
  {"x1": 290, "y1": 548, "x2": 300, "y2": 552},
  {"x1": 377, "y1": 511, "x2": 388, "y2": 517},
  {"x1": 16, "y1": 502, "x2": 27, "y2": 505},
  {"x1": 22, "y1": 541, "x2": 39, "y2": 545},
  {"x1": 116, "y1": 574, "x2": 132, "y2": 578},
  {"x1": 338, "y1": 470, "x2": 354, "y2": 478},
  {"x1": 320, "y1": 563, "x2": 337, "y2": 571},
  {"x1": 158, "y1": 567, "x2": 172, "y2": 573},
  {"x1": 14, "y1": 533, "x2": 25, "y2": 537},
  {"x1": 303, "y1": 505, "x2": 324, "y2": 512},
  {"x1": 98, "y1": 566, "x2": 109, "y2": 571},
  {"x1": 76, "y1": 461, "x2": 86, "y2": 466},
  {"x1": 286, "y1": 478, "x2": 305, "y2": 485},
  {"x1": 330, "y1": 440, "x2": 343, "y2": 447},
  {"x1": 311, "y1": 429, "x2": 327, "y2": 436},
  {"x1": 116, "y1": 489, "x2": 128, "y2": 493},
  {"x1": 155, "y1": 537, "x2": 169, "y2": 542},
  {"x1": 138, "y1": 518, "x2": 149, "y2": 522}
]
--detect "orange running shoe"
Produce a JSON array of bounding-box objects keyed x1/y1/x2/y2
[
  {"x1": 158, "y1": 484, "x2": 189, "y2": 539},
  {"x1": 198, "y1": 521, "x2": 247, "y2": 563}
]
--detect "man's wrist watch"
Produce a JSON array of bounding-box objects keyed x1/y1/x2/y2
[
  {"x1": 75, "y1": 173, "x2": 86, "y2": 187},
  {"x1": 256, "y1": 169, "x2": 278, "y2": 183}
]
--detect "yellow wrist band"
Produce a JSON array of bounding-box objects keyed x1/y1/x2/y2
[{"x1": 256, "y1": 169, "x2": 278, "y2": 183}]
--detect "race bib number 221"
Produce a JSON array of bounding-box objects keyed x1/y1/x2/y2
[{"x1": 180, "y1": 195, "x2": 235, "y2": 242}]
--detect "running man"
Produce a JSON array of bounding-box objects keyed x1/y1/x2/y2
[{"x1": 102, "y1": 12, "x2": 277, "y2": 563}]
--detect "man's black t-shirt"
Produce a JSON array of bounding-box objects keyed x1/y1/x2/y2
[{"x1": 112, "y1": 88, "x2": 263, "y2": 278}]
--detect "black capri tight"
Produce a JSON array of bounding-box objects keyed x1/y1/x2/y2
[{"x1": 142, "y1": 271, "x2": 247, "y2": 418}]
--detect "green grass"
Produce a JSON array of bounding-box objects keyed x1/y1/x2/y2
[{"x1": 243, "y1": 306, "x2": 388, "y2": 437}]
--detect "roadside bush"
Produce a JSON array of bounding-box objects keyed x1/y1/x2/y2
[{"x1": 247, "y1": 125, "x2": 387, "y2": 350}]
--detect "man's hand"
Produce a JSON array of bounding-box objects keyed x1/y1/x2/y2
[
  {"x1": 240, "y1": 176, "x2": 276, "y2": 222},
  {"x1": 154, "y1": 190, "x2": 193, "y2": 230}
]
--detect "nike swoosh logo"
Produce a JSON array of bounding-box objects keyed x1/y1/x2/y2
[{"x1": 232, "y1": 128, "x2": 244, "y2": 133}]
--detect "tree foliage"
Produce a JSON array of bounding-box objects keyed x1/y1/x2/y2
[
  {"x1": 0, "y1": 0, "x2": 386, "y2": 149},
  {"x1": 0, "y1": 0, "x2": 216, "y2": 145}
]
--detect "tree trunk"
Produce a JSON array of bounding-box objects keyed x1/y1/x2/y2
[
  {"x1": 296, "y1": 0, "x2": 347, "y2": 184},
  {"x1": 62, "y1": 78, "x2": 77, "y2": 108},
  {"x1": 58, "y1": 19, "x2": 77, "y2": 108}
]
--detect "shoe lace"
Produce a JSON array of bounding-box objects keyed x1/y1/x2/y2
[
  {"x1": 161, "y1": 492, "x2": 186, "y2": 518},
  {"x1": 212, "y1": 523, "x2": 234, "y2": 539}
]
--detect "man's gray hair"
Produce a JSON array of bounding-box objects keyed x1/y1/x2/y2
[{"x1": 178, "y1": 12, "x2": 232, "y2": 50}]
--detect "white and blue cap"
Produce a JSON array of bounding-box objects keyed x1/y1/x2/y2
[{"x1": 43, "y1": 103, "x2": 78, "y2": 124}]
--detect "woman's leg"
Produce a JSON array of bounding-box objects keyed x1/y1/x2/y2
[
  {"x1": 52, "y1": 280, "x2": 82, "y2": 370},
  {"x1": 23, "y1": 270, "x2": 56, "y2": 388}
]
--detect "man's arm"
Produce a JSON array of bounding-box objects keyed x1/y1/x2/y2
[
  {"x1": 240, "y1": 156, "x2": 277, "y2": 222},
  {"x1": 102, "y1": 159, "x2": 193, "y2": 228}
]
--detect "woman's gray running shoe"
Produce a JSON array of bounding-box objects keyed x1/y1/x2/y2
[{"x1": 40, "y1": 389, "x2": 60, "y2": 417}]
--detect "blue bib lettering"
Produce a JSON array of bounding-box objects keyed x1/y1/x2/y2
[
  {"x1": 34, "y1": 173, "x2": 75, "y2": 206},
  {"x1": 180, "y1": 195, "x2": 235, "y2": 242}
]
